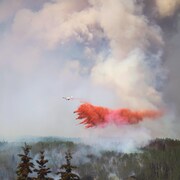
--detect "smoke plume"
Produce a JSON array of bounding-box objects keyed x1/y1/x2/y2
[
  {"x1": 155, "y1": 0, "x2": 180, "y2": 17},
  {"x1": 0, "y1": 0, "x2": 180, "y2": 150}
]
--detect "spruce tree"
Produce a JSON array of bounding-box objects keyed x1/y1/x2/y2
[
  {"x1": 57, "y1": 151, "x2": 80, "y2": 180},
  {"x1": 34, "y1": 151, "x2": 52, "y2": 180},
  {"x1": 16, "y1": 143, "x2": 34, "y2": 180}
]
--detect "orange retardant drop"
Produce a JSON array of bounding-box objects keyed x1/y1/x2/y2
[{"x1": 74, "y1": 103, "x2": 163, "y2": 128}]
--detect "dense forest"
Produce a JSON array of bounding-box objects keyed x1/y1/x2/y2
[{"x1": 0, "y1": 138, "x2": 180, "y2": 180}]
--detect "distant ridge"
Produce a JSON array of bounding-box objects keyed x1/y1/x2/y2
[{"x1": 11, "y1": 136, "x2": 81, "y2": 143}]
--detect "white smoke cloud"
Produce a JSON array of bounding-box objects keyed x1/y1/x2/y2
[
  {"x1": 0, "y1": 0, "x2": 24, "y2": 23},
  {"x1": 12, "y1": 0, "x2": 97, "y2": 49},
  {"x1": 91, "y1": 49, "x2": 163, "y2": 109},
  {"x1": 80, "y1": 124, "x2": 152, "y2": 153},
  {"x1": 91, "y1": 0, "x2": 163, "y2": 57}
]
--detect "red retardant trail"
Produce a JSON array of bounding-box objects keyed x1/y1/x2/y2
[{"x1": 74, "y1": 103, "x2": 163, "y2": 128}]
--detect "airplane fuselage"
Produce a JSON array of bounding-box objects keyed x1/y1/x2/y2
[{"x1": 62, "y1": 96, "x2": 73, "y2": 101}]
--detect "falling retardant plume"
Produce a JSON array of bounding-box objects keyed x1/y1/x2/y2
[{"x1": 74, "y1": 103, "x2": 163, "y2": 128}]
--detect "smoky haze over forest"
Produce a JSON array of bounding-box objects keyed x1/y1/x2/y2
[{"x1": 0, "y1": 0, "x2": 180, "y2": 150}]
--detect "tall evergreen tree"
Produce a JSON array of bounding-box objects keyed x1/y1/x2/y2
[
  {"x1": 16, "y1": 143, "x2": 34, "y2": 180},
  {"x1": 34, "y1": 151, "x2": 52, "y2": 180},
  {"x1": 57, "y1": 151, "x2": 80, "y2": 180}
]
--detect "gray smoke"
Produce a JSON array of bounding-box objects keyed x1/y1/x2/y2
[{"x1": 0, "y1": 0, "x2": 180, "y2": 151}]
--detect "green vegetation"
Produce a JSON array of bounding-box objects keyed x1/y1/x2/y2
[
  {"x1": 57, "y1": 151, "x2": 80, "y2": 180},
  {"x1": 16, "y1": 143, "x2": 34, "y2": 180},
  {"x1": 0, "y1": 138, "x2": 180, "y2": 179},
  {"x1": 34, "y1": 151, "x2": 52, "y2": 180},
  {"x1": 16, "y1": 143, "x2": 80, "y2": 179}
]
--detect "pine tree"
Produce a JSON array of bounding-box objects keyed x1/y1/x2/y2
[
  {"x1": 57, "y1": 151, "x2": 80, "y2": 180},
  {"x1": 34, "y1": 151, "x2": 52, "y2": 180},
  {"x1": 16, "y1": 143, "x2": 34, "y2": 180}
]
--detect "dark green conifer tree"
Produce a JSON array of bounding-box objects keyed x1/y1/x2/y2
[
  {"x1": 57, "y1": 151, "x2": 80, "y2": 180},
  {"x1": 34, "y1": 151, "x2": 52, "y2": 180},
  {"x1": 16, "y1": 143, "x2": 34, "y2": 180}
]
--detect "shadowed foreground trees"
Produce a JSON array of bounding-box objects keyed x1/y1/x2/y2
[
  {"x1": 34, "y1": 151, "x2": 53, "y2": 180},
  {"x1": 16, "y1": 143, "x2": 80, "y2": 180},
  {"x1": 57, "y1": 152, "x2": 80, "y2": 180},
  {"x1": 16, "y1": 143, "x2": 34, "y2": 180}
]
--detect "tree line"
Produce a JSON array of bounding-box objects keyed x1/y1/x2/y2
[
  {"x1": 1, "y1": 138, "x2": 180, "y2": 179},
  {"x1": 16, "y1": 143, "x2": 80, "y2": 180}
]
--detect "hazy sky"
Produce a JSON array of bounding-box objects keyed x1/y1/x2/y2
[{"x1": 1, "y1": 0, "x2": 180, "y2": 143}]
